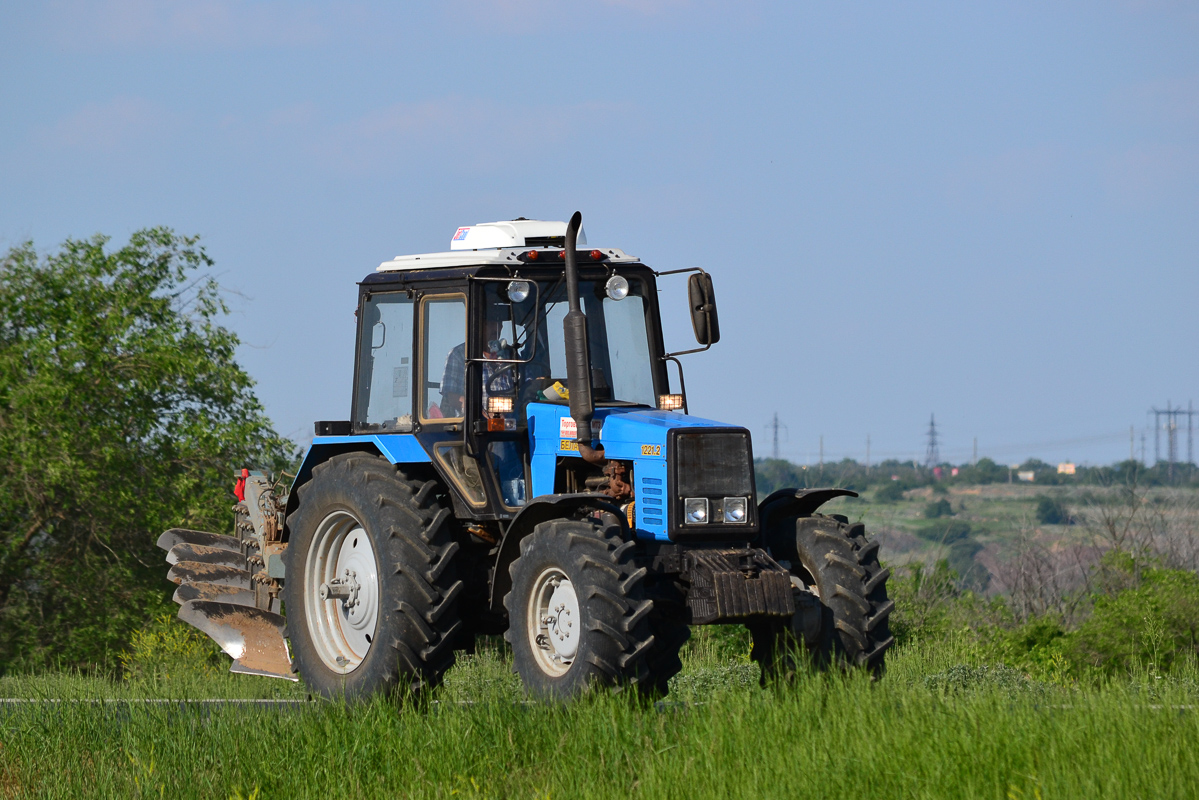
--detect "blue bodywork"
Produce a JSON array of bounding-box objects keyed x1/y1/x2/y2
[{"x1": 294, "y1": 404, "x2": 737, "y2": 542}]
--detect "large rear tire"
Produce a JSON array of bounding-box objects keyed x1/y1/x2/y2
[
  {"x1": 504, "y1": 516, "x2": 655, "y2": 699},
  {"x1": 751, "y1": 514, "x2": 893, "y2": 681},
  {"x1": 283, "y1": 453, "x2": 462, "y2": 700}
]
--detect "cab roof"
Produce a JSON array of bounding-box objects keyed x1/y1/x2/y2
[{"x1": 377, "y1": 218, "x2": 639, "y2": 272}]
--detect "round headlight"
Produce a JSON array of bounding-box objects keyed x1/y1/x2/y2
[
  {"x1": 507, "y1": 280, "x2": 531, "y2": 303},
  {"x1": 605, "y1": 275, "x2": 629, "y2": 301}
]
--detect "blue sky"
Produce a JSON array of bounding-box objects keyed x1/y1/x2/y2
[{"x1": 2, "y1": 1, "x2": 1196, "y2": 466}]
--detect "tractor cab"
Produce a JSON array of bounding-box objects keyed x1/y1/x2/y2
[{"x1": 342, "y1": 218, "x2": 731, "y2": 537}]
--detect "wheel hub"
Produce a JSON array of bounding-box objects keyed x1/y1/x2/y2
[
  {"x1": 528, "y1": 568, "x2": 581, "y2": 675},
  {"x1": 304, "y1": 512, "x2": 380, "y2": 672}
]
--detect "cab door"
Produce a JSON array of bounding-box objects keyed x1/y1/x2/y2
[{"x1": 417, "y1": 292, "x2": 488, "y2": 512}]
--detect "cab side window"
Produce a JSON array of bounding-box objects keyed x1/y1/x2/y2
[
  {"x1": 421, "y1": 296, "x2": 467, "y2": 420},
  {"x1": 355, "y1": 293, "x2": 415, "y2": 429}
]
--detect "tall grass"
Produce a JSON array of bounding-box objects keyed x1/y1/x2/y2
[{"x1": 3, "y1": 638, "x2": 1198, "y2": 799}]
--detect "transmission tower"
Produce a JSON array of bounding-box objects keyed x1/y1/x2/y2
[
  {"x1": 1151, "y1": 400, "x2": 1197, "y2": 480},
  {"x1": 924, "y1": 413, "x2": 940, "y2": 470},
  {"x1": 766, "y1": 412, "x2": 788, "y2": 460}
]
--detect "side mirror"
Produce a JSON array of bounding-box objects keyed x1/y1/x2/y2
[{"x1": 687, "y1": 272, "x2": 720, "y2": 346}]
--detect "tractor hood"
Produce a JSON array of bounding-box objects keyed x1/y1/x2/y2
[
  {"x1": 526, "y1": 403, "x2": 757, "y2": 542},
  {"x1": 527, "y1": 403, "x2": 741, "y2": 461}
]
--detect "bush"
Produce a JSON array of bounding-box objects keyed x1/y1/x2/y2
[
  {"x1": 917, "y1": 519, "x2": 973, "y2": 544},
  {"x1": 118, "y1": 613, "x2": 223, "y2": 680},
  {"x1": 1070, "y1": 564, "x2": 1199, "y2": 675},
  {"x1": 924, "y1": 498, "x2": 954, "y2": 518},
  {"x1": 1035, "y1": 495, "x2": 1074, "y2": 525},
  {"x1": 874, "y1": 481, "x2": 906, "y2": 503}
]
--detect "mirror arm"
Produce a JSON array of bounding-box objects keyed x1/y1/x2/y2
[
  {"x1": 662, "y1": 355, "x2": 690, "y2": 415},
  {"x1": 662, "y1": 343, "x2": 712, "y2": 359},
  {"x1": 654, "y1": 267, "x2": 705, "y2": 277}
]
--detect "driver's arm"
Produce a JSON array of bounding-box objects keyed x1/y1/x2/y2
[{"x1": 440, "y1": 343, "x2": 466, "y2": 417}]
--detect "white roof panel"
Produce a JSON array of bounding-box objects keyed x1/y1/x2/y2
[
  {"x1": 377, "y1": 247, "x2": 640, "y2": 272},
  {"x1": 449, "y1": 219, "x2": 587, "y2": 251}
]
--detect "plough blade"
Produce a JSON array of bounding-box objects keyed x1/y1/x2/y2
[
  {"x1": 156, "y1": 528, "x2": 241, "y2": 554},
  {"x1": 172, "y1": 580, "x2": 257, "y2": 607},
  {"x1": 166, "y1": 542, "x2": 246, "y2": 568},
  {"x1": 167, "y1": 561, "x2": 253, "y2": 590},
  {"x1": 178, "y1": 600, "x2": 296, "y2": 681}
]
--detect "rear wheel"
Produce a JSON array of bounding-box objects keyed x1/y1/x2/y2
[
  {"x1": 751, "y1": 514, "x2": 893, "y2": 681},
  {"x1": 504, "y1": 516, "x2": 655, "y2": 699},
  {"x1": 283, "y1": 453, "x2": 462, "y2": 700}
]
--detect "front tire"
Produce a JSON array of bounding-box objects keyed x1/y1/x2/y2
[
  {"x1": 752, "y1": 514, "x2": 894, "y2": 680},
  {"x1": 504, "y1": 516, "x2": 655, "y2": 699},
  {"x1": 283, "y1": 453, "x2": 462, "y2": 700}
]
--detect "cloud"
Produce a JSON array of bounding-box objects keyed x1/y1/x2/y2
[
  {"x1": 1103, "y1": 142, "x2": 1199, "y2": 208},
  {"x1": 1108, "y1": 76, "x2": 1199, "y2": 133},
  {"x1": 307, "y1": 96, "x2": 628, "y2": 175},
  {"x1": 47, "y1": 0, "x2": 324, "y2": 49},
  {"x1": 41, "y1": 95, "x2": 180, "y2": 152},
  {"x1": 436, "y1": 0, "x2": 743, "y2": 32}
]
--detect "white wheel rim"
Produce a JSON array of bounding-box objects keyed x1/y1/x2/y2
[
  {"x1": 527, "y1": 567, "x2": 580, "y2": 676},
  {"x1": 304, "y1": 510, "x2": 380, "y2": 673}
]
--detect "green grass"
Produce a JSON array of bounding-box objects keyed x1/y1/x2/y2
[{"x1": 4, "y1": 636, "x2": 1198, "y2": 799}]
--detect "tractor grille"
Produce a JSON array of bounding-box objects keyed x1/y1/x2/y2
[
  {"x1": 669, "y1": 428, "x2": 758, "y2": 541},
  {"x1": 675, "y1": 431, "x2": 754, "y2": 498}
]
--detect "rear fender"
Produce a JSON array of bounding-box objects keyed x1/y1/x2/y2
[
  {"x1": 488, "y1": 493, "x2": 626, "y2": 614},
  {"x1": 757, "y1": 488, "x2": 859, "y2": 532},
  {"x1": 284, "y1": 434, "x2": 431, "y2": 525}
]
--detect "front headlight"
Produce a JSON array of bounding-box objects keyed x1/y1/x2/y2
[
  {"x1": 722, "y1": 496, "x2": 748, "y2": 523},
  {"x1": 684, "y1": 497, "x2": 709, "y2": 524}
]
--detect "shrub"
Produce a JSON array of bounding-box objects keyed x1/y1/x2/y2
[
  {"x1": 1070, "y1": 565, "x2": 1199, "y2": 675},
  {"x1": 118, "y1": 613, "x2": 223, "y2": 680},
  {"x1": 924, "y1": 498, "x2": 954, "y2": 518},
  {"x1": 917, "y1": 519, "x2": 973, "y2": 544},
  {"x1": 1035, "y1": 495, "x2": 1074, "y2": 525},
  {"x1": 874, "y1": 481, "x2": 906, "y2": 503}
]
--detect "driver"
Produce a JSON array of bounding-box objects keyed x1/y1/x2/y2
[{"x1": 437, "y1": 317, "x2": 513, "y2": 418}]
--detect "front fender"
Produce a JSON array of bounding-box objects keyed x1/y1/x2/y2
[
  {"x1": 758, "y1": 488, "x2": 859, "y2": 531},
  {"x1": 488, "y1": 493, "x2": 626, "y2": 613}
]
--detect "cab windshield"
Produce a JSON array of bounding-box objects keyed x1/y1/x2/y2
[{"x1": 485, "y1": 275, "x2": 657, "y2": 407}]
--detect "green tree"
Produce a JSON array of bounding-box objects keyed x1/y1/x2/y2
[{"x1": 0, "y1": 230, "x2": 291, "y2": 671}]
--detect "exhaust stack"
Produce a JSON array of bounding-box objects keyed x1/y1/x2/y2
[{"x1": 562, "y1": 211, "x2": 604, "y2": 463}]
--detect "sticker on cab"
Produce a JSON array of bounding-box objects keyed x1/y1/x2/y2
[
  {"x1": 641, "y1": 444, "x2": 662, "y2": 456},
  {"x1": 560, "y1": 440, "x2": 580, "y2": 452},
  {"x1": 452, "y1": 227, "x2": 470, "y2": 241}
]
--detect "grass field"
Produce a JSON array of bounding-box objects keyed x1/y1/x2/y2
[{"x1": 4, "y1": 632, "x2": 1198, "y2": 799}]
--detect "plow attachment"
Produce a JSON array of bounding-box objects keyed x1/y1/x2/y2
[
  {"x1": 177, "y1": 600, "x2": 295, "y2": 680},
  {"x1": 158, "y1": 527, "x2": 295, "y2": 681}
]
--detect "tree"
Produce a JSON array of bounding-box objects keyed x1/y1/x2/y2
[{"x1": 0, "y1": 229, "x2": 292, "y2": 671}]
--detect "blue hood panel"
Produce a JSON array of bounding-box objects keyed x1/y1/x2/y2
[{"x1": 526, "y1": 403, "x2": 746, "y2": 541}]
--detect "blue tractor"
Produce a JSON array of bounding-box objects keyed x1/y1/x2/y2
[{"x1": 159, "y1": 212, "x2": 892, "y2": 699}]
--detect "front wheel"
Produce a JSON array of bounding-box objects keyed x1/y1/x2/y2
[
  {"x1": 504, "y1": 516, "x2": 655, "y2": 699},
  {"x1": 751, "y1": 514, "x2": 894, "y2": 681}
]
